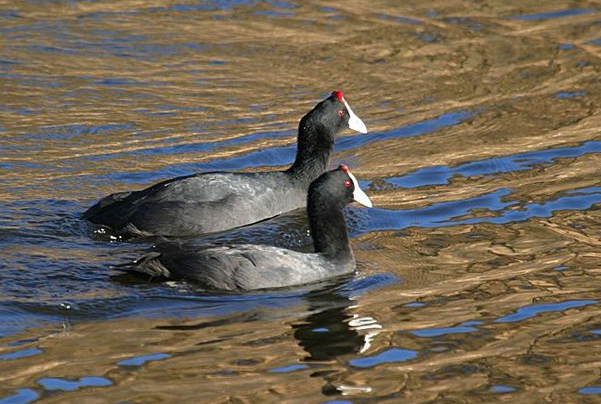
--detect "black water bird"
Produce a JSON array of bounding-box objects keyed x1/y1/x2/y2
[
  {"x1": 83, "y1": 91, "x2": 367, "y2": 237},
  {"x1": 118, "y1": 165, "x2": 372, "y2": 291}
]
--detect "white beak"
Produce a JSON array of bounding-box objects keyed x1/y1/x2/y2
[
  {"x1": 343, "y1": 99, "x2": 368, "y2": 134},
  {"x1": 347, "y1": 171, "x2": 373, "y2": 207}
]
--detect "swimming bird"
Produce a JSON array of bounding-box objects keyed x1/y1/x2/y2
[
  {"x1": 118, "y1": 165, "x2": 372, "y2": 291},
  {"x1": 83, "y1": 91, "x2": 367, "y2": 237}
]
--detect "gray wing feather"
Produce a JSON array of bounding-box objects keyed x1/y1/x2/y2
[{"x1": 123, "y1": 244, "x2": 353, "y2": 291}]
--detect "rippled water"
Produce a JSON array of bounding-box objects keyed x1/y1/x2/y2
[{"x1": 2, "y1": 0, "x2": 601, "y2": 402}]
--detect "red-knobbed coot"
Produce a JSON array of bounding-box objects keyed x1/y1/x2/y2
[
  {"x1": 118, "y1": 165, "x2": 372, "y2": 290},
  {"x1": 84, "y1": 91, "x2": 367, "y2": 237}
]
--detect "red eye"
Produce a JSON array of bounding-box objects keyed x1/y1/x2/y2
[
  {"x1": 344, "y1": 180, "x2": 351, "y2": 188},
  {"x1": 337, "y1": 109, "x2": 344, "y2": 117}
]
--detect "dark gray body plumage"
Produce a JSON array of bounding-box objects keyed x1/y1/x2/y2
[
  {"x1": 134, "y1": 243, "x2": 354, "y2": 291},
  {"x1": 118, "y1": 167, "x2": 366, "y2": 291},
  {"x1": 84, "y1": 172, "x2": 306, "y2": 236}
]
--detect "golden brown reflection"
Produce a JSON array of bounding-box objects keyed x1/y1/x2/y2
[{"x1": 2, "y1": 0, "x2": 601, "y2": 402}]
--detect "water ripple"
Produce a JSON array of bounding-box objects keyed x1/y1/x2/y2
[
  {"x1": 410, "y1": 326, "x2": 478, "y2": 337},
  {"x1": 381, "y1": 141, "x2": 601, "y2": 189},
  {"x1": 367, "y1": 185, "x2": 601, "y2": 231},
  {"x1": 337, "y1": 110, "x2": 475, "y2": 151}
]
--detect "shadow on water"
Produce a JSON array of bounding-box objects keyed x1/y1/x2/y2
[
  {"x1": 151, "y1": 278, "x2": 394, "y2": 397},
  {"x1": 0, "y1": 275, "x2": 396, "y2": 403}
]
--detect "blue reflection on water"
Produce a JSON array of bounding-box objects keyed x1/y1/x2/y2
[
  {"x1": 495, "y1": 300, "x2": 597, "y2": 323},
  {"x1": 579, "y1": 386, "x2": 601, "y2": 395},
  {"x1": 335, "y1": 274, "x2": 399, "y2": 297},
  {"x1": 0, "y1": 348, "x2": 42, "y2": 361},
  {"x1": 462, "y1": 320, "x2": 483, "y2": 326},
  {"x1": 37, "y1": 376, "x2": 112, "y2": 391},
  {"x1": 268, "y1": 364, "x2": 309, "y2": 373},
  {"x1": 0, "y1": 389, "x2": 39, "y2": 404},
  {"x1": 254, "y1": 9, "x2": 296, "y2": 17},
  {"x1": 337, "y1": 110, "x2": 474, "y2": 151},
  {"x1": 569, "y1": 187, "x2": 601, "y2": 194},
  {"x1": 118, "y1": 353, "x2": 171, "y2": 367},
  {"x1": 556, "y1": 90, "x2": 587, "y2": 99},
  {"x1": 367, "y1": 188, "x2": 513, "y2": 231},
  {"x1": 349, "y1": 348, "x2": 417, "y2": 368},
  {"x1": 559, "y1": 43, "x2": 575, "y2": 50},
  {"x1": 376, "y1": 14, "x2": 422, "y2": 24},
  {"x1": 508, "y1": 8, "x2": 597, "y2": 20},
  {"x1": 386, "y1": 141, "x2": 601, "y2": 189},
  {"x1": 459, "y1": 187, "x2": 601, "y2": 225},
  {"x1": 489, "y1": 385, "x2": 516, "y2": 393},
  {"x1": 0, "y1": 10, "x2": 20, "y2": 19},
  {"x1": 366, "y1": 185, "x2": 601, "y2": 232}
]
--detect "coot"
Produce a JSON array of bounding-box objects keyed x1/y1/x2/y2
[
  {"x1": 119, "y1": 165, "x2": 372, "y2": 291},
  {"x1": 84, "y1": 91, "x2": 367, "y2": 237}
]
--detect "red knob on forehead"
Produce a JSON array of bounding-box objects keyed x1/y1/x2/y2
[
  {"x1": 334, "y1": 90, "x2": 345, "y2": 104},
  {"x1": 339, "y1": 164, "x2": 349, "y2": 173}
]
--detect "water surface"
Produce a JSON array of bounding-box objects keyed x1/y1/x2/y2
[{"x1": 2, "y1": 0, "x2": 601, "y2": 402}]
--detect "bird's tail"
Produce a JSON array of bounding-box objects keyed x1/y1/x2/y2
[{"x1": 111, "y1": 251, "x2": 171, "y2": 279}]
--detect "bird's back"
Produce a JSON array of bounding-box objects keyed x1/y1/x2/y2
[
  {"x1": 128, "y1": 243, "x2": 354, "y2": 291},
  {"x1": 84, "y1": 171, "x2": 307, "y2": 236}
]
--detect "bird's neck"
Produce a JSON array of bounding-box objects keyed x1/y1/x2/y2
[
  {"x1": 287, "y1": 126, "x2": 334, "y2": 185},
  {"x1": 308, "y1": 199, "x2": 353, "y2": 261}
]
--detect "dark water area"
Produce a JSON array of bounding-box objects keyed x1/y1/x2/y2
[{"x1": 2, "y1": 0, "x2": 601, "y2": 402}]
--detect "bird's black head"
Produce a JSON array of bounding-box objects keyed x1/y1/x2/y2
[
  {"x1": 298, "y1": 91, "x2": 367, "y2": 143},
  {"x1": 309, "y1": 164, "x2": 372, "y2": 210},
  {"x1": 307, "y1": 165, "x2": 372, "y2": 257},
  {"x1": 288, "y1": 92, "x2": 367, "y2": 183}
]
